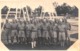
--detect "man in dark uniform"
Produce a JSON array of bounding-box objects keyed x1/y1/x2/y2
[
  {"x1": 37, "y1": 20, "x2": 43, "y2": 45},
  {"x1": 11, "y1": 19, "x2": 18, "y2": 44},
  {"x1": 62, "y1": 18, "x2": 71, "y2": 45},
  {"x1": 18, "y1": 20, "x2": 25, "y2": 44},
  {"x1": 25, "y1": 21, "x2": 31, "y2": 44},
  {"x1": 54, "y1": 19, "x2": 59, "y2": 43},
  {"x1": 31, "y1": 21, "x2": 37, "y2": 48},
  {"x1": 42, "y1": 19, "x2": 50, "y2": 45},
  {"x1": 58, "y1": 19, "x2": 66, "y2": 47},
  {"x1": 47, "y1": 20, "x2": 54, "y2": 45},
  {"x1": 4, "y1": 19, "x2": 11, "y2": 44}
]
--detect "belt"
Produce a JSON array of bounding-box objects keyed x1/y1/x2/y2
[
  {"x1": 43, "y1": 30, "x2": 48, "y2": 31},
  {"x1": 26, "y1": 30, "x2": 31, "y2": 31},
  {"x1": 19, "y1": 29, "x2": 24, "y2": 31},
  {"x1": 32, "y1": 30, "x2": 37, "y2": 32},
  {"x1": 12, "y1": 28, "x2": 17, "y2": 30},
  {"x1": 37, "y1": 29, "x2": 41, "y2": 30},
  {"x1": 6, "y1": 28, "x2": 10, "y2": 29}
]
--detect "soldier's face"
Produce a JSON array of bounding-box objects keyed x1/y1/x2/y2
[{"x1": 6, "y1": 20, "x2": 8, "y2": 23}]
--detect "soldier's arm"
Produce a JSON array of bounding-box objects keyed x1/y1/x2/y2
[
  {"x1": 17, "y1": 25, "x2": 19, "y2": 32},
  {"x1": 68, "y1": 23, "x2": 71, "y2": 30},
  {"x1": 10, "y1": 24, "x2": 12, "y2": 30},
  {"x1": 3, "y1": 24, "x2": 6, "y2": 29},
  {"x1": 24, "y1": 25, "x2": 26, "y2": 31},
  {"x1": 1, "y1": 22, "x2": 3, "y2": 29}
]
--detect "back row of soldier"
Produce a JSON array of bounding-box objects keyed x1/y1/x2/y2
[{"x1": 3, "y1": 17, "x2": 71, "y2": 48}]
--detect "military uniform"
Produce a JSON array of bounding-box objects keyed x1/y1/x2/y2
[
  {"x1": 53, "y1": 23, "x2": 58, "y2": 39},
  {"x1": 63, "y1": 22, "x2": 71, "y2": 45},
  {"x1": 65, "y1": 22, "x2": 71, "y2": 39},
  {"x1": 42, "y1": 23, "x2": 49, "y2": 45},
  {"x1": 31, "y1": 24, "x2": 37, "y2": 41},
  {"x1": 47, "y1": 23, "x2": 53, "y2": 44},
  {"x1": 51, "y1": 23, "x2": 58, "y2": 44},
  {"x1": 18, "y1": 21, "x2": 25, "y2": 44},
  {"x1": 11, "y1": 21, "x2": 18, "y2": 44},
  {"x1": 30, "y1": 23, "x2": 37, "y2": 48},
  {"x1": 25, "y1": 23, "x2": 31, "y2": 44},
  {"x1": 58, "y1": 23, "x2": 66, "y2": 47},
  {"x1": 37, "y1": 22, "x2": 43, "y2": 44},
  {"x1": 4, "y1": 21, "x2": 11, "y2": 43},
  {"x1": 37, "y1": 23, "x2": 42, "y2": 38},
  {"x1": 42, "y1": 24, "x2": 48, "y2": 39}
]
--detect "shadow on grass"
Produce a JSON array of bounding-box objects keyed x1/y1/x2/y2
[
  {"x1": 70, "y1": 33, "x2": 78, "y2": 39},
  {"x1": 3, "y1": 41, "x2": 75, "y2": 50}
]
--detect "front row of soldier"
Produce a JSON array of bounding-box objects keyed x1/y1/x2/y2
[{"x1": 3, "y1": 18, "x2": 71, "y2": 48}]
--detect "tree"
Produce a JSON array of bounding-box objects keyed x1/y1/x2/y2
[
  {"x1": 1, "y1": 6, "x2": 9, "y2": 14},
  {"x1": 27, "y1": 6, "x2": 32, "y2": 17},
  {"x1": 34, "y1": 5, "x2": 42, "y2": 17}
]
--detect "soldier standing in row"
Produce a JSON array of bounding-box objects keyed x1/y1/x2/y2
[
  {"x1": 25, "y1": 21, "x2": 30, "y2": 44},
  {"x1": 47, "y1": 21, "x2": 53, "y2": 45},
  {"x1": 42, "y1": 19, "x2": 49, "y2": 45},
  {"x1": 31, "y1": 21, "x2": 37, "y2": 48},
  {"x1": 11, "y1": 19, "x2": 18, "y2": 44},
  {"x1": 45, "y1": 20, "x2": 51, "y2": 45},
  {"x1": 53, "y1": 21, "x2": 58, "y2": 45},
  {"x1": 4, "y1": 20, "x2": 11, "y2": 44},
  {"x1": 18, "y1": 20, "x2": 25, "y2": 44},
  {"x1": 37, "y1": 20, "x2": 43, "y2": 45},
  {"x1": 62, "y1": 18, "x2": 71, "y2": 45},
  {"x1": 52, "y1": 19, "x2": 59, "y2": 44},
  {"x1": 58, "y1": 19, "x2": 66, "y2": 47},
  {"x1": 3, "y1": 18, "x2": 71, "y2": 48}
]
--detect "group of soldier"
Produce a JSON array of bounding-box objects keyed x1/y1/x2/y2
[{"x1": 3, "y1": 17, "x2": 71, "y2": 48}]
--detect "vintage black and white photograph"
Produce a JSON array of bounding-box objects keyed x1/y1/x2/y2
[{"x1": 0, "y1": 0, "x2": 79, "y2": 50}]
